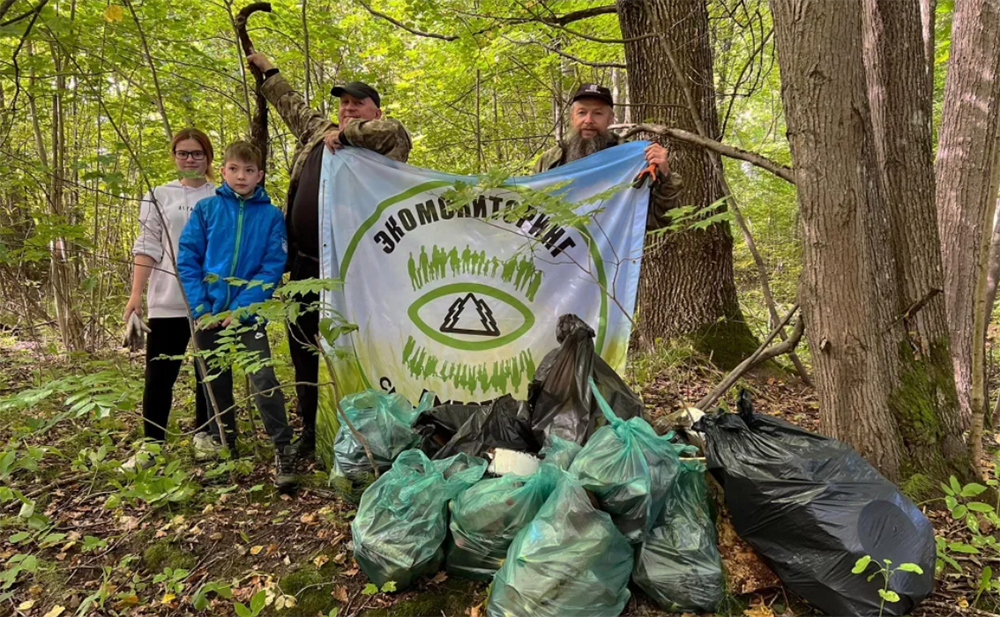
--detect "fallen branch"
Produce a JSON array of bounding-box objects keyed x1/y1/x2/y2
[
  {"x1": 614, "y1": 123, "x2": 795, "y2": 184},
  {"x1": 315, "y1": 334, "x2": 379, "y2": 479},
  {"x1": 696, "y1": 304, "x2": 801, "y2": 411},
  {"x1": 922, "y1": 600, "x2": 1000, "y2": 617}
]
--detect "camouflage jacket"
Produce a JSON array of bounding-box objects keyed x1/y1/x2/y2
[
  {"x1": 259, "y1": 72, "x2": 412, "y2": 207},
  {"x1": 535, "y1": 137, "x2": 684, "y2": 232}
]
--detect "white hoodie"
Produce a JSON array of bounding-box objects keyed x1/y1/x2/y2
[{"x1": 132, "y1": 180, "x2": 217, "y2": 318}]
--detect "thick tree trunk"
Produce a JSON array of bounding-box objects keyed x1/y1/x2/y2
[
  {"x1": 770, "y1": 0, "x2": 975, "y2": 488},
  {"x1": 616, "y1": 0, "x2": 758, "y2": 369},
  {"x1": 861, "y1": 0, "x2": 971, "y2": 480},
  {"x1": 936, "y1": 0, "x2": 1000, "y2": 429}
]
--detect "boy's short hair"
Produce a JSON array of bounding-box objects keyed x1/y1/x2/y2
[{"x1": 223, "y1": 141, "x2": 263, "y2": 169}]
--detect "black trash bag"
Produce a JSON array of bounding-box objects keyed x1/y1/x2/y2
[
  {"x1": 633, "y1": 459, "x2": 724, "y2": 613},
  {"x1": 695, "y1": 391, "x2": 935, "y2": 617},
  {"x1": 528, "y1": 314, "x2": 643, "y2": 445},
  {"x1": 413, "y1": 404, "x2": 480, "y2": 457},
  {"x1": 416, "y1": 396, "x2": 540, "y2": 459}
]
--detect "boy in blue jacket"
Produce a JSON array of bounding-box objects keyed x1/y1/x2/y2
[{"x1": 178, "y1": 141, "x2": 296, "y2": 491}]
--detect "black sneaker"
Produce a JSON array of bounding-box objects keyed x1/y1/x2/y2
[
  {"x1": 274, "y1": 444, "x2": 298, "y2": 493},
  {"x1": 294, "y1": 430, "x2": 316, "y2": 462}
]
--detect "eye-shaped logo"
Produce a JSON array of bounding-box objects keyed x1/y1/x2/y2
[{"x1": 408, "y1": 283, "x2": 535, "y2": 351}]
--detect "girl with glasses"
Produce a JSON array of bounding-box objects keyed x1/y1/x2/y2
[{"x1": 123, "y1": 128, "x2": 219, "y2": 470}]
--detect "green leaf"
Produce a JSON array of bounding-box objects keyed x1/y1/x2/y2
[
  {"x1": 362, "y1": 583, "x2": 379, "y2": 595},
  {"x1": 852, "y1": 555, "x2": 872, "y2": 574},
  {"x1": 250, "y1": 589, "x2": 266, "y2": 613},
  {"x1": 896, "y1": 563, "x2": 924, "y2": 575},
  {"x1": 979, "y1": 566, "x2": 994, "y2": 591},
  {"x1": 946, "y1": 495, "x2": 958, "y2": 510},
  {"x1": 968, "y1": 502, "x2": 994, "y2": 513},
  {"x1": 8, "y1": 532, "x2": 30, "y2": 543},
  {"x1": 953, "y1": 505, "x2": 968, "y2": 519},
  {"x1": 381, "y1": 581, "x2": 397, "y2": 593},
  {"x1": 950, "y1": 476, "x2": 963, "y2": 495},
  {"x1": 962, "y1": 483, "x2": 988, "y2": 497},
  {"x1": 949, "y1": 542, "x2": 981, "y2": 554},
  {"x1": 235, "y1": 603, "x2": 252, "y2": 617},
  {"x1": 878, "y1": 589, "x2": 900, "y2": 603}
]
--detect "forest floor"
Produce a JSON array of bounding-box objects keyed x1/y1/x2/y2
[{"x1": 0, "y1": 336, "x2": 994, "y2": 617}]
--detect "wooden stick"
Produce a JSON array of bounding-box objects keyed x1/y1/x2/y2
[
  {"x1": 314, "y1": 334, "x2": 379, "y2": 479},
  {"x1": 696, "y1": 304, "x2": 801, "y2": 411},
  {"x1": 235, "y1": 3, "x2": 272, "y2": 179}
]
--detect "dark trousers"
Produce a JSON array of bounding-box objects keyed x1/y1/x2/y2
[
  {"x1": 286, "y1": 254, "x2": 320, "y2": 438},
  {"x1": 195, "y1": 324, "x2": 293, "y2": 447},
  {"x1": 143, "y1": 317, "x2": 209, "y2": 442}
]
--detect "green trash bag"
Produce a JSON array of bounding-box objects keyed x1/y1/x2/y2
[
  {"x1": 446, "y1": 465, "x2": 558, "y2": 580},
  {"x1": 633, "y1": 459, "x2": 725, "y2": 612},
  {"x1": 352, "y1": 449, "x2": 487, "y2": 589},
  {"x1": 487, "y1": 467, "x2": 633, "y2": 617},
  {"x1": 332, "y1": 390, "x2": 435, "y2": 482},
  {"x1": 539, "y1": 434, "x2": 582, "y2": 470},
  {"x1": 569, "y1": 378, "x2": 681, "y2": 543}
]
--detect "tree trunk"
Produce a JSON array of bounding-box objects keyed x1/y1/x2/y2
[
  {"x1": 984, "y1": 203, "x2": 1000, "y2": 338},
  {"x1": 919, "y1": 0, "x2": 936, "y2": 102},
  {"x1": 861, "y1": 0, "x2": 972, "y2": 480},
  {"x1": 770, "y1": 0, "x2": 975, "y2": 488},
  {"x1": 935, "y1": 0, "x2": 1000, "y2": 429},
  {"x1": 616, "y1": 0, "x2": 758, "y2": 369}
]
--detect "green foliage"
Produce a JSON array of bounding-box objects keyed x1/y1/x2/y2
[
  {"x1": 235, "y1": 589, "x2": 268, "y2": 617},
  {"x1": 851, "y1": 556, "x2": 923, "y2": 617},
  {"x1": 192, "y1": 581, "x2": 234, "y2": 610}
]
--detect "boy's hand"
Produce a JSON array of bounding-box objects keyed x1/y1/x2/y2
[
  {"x1": 247, "y1": 52, "x2": 275, "y2": 73},
  {"x1": 222, "y1": 315, "x2": 233, "y2": 328},
  {"x1": 196, "y1": 314, "x2": 220, "y2": 330}
]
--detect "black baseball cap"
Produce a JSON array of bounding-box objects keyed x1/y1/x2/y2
[
  {"x1": 330, "y1": 81, "x2": 381, "y2": 108},
  {"x1": 571, "y1": 82, "x2": 614, "y2": 107}
]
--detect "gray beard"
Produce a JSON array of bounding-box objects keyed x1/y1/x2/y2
[{"x1": 563, "y1": 131, "x2": 617, "y2": 163}]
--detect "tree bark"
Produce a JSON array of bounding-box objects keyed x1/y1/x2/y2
[
  {"x1": 919, "y1": 0, "x2": 936, "y2": 102},
  {"x1": 935, "y1": 0, "x2": 1000, "y2": 429},
  {"x1": 616, "y1": 0, "x2": 758, "y2": 369},
  {"x1": 861, "y1": 0, "x2": 972, "y2": 479},
  {"x1": 770, "y1": 0, "x2": 975, "y2": 487}
]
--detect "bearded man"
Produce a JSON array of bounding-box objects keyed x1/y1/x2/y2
[{"x1": 535, "y1": 83, "x2": 683, "y2": 230}]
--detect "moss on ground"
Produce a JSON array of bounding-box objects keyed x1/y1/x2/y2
[
  {"x1": 272, "y1": 560, "x2": 341, "y2": 617},
  {"x1": 362, "y1": 579, "x2": 484, "y2": 617},
  {"x1": 142, "y1": 539, "x2": 198, "y2": 572}
]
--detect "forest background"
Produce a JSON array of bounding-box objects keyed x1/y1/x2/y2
[{"x1": 3, "y1": 0, "x2": 1000, "y2": 616}]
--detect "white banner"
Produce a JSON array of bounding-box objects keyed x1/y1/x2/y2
[{"x1": 315, "y1": 142, "x2": 651, "y2": 452}]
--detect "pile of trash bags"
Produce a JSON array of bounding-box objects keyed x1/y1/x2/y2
[
  {"x1": 696, "y1": 390, "x2": 936, "y2": 617},
  {"x1": 331, "y1": 390, "x2": 436, "y2": 482},
  {"x1": 341, "y1": 314, "x2": 936, "y2": 617},
  {"x1": 352, "y1": 449, "x2": 487, "y2": 588}
]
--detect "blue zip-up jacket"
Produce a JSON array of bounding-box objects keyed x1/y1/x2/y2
[{"x1": 178, "y1": 183, "x2": 287, "y2": 321}]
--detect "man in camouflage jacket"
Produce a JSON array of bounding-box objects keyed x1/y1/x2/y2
[
  {"x1": 536, "y1": 83, "x2": 683, "y2": 232},
  {"x1": 248, "y1": 51, "x2": 412, "y2": 460}
]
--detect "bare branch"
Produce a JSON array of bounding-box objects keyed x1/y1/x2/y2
[
  {"x1": 696, "y1": 304, "x2": 801, "y2": 411},
  {"x1": 503, "y1": 35, "x2": 626, "y2": 68},
  {"x1": 615, "y1": 122, "x2": 795, "y2": 183},
  {"x1": 354, "y1": 0, "x2": 459, "y2": 41}
]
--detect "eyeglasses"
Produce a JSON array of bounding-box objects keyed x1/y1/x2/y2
[{"x1": 174, "y1": 150, "x2": 206, "y2": 161}]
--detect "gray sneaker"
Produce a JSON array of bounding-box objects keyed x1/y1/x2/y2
[
  {"x1": 121, "y1": 442, "x2": 157, "y2": 472},
  {"x1": 192, "y1": 432, "x2": 221, "y2": 461}
]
